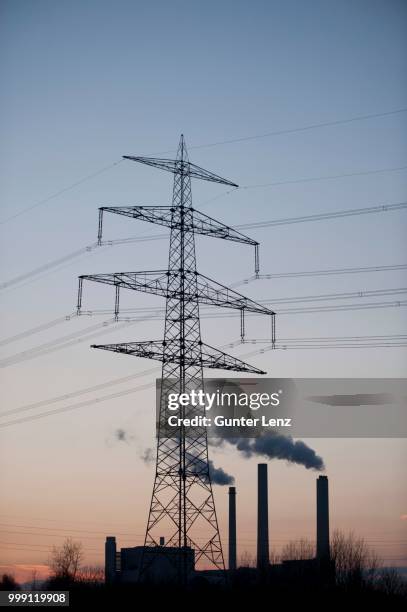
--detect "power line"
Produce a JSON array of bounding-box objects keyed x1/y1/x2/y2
[
  {"x1": 0, "y1": 531, "x2": 144, "y2": 546},
  {"x1": 241, "y1": 334, "x2": 407, "y2": 344},
  {"x1": 0, "y1": 309, "x2": 159, "y2": 347},
  {"x1": 236, "y1": 202, "x2": 407, "y2": 230},
  {"x1": 0, "y1": 242, "x2": 101, "y2": 291},
  {"x1": 262, "y1": 287, "x2": 407, "y2": 305},
  {"x1": 0, "y1": 318, "x2": 118, "y2": 368},
  {"x1": 275, "y1": 341, "x2": 407, "y2": 348},
  {"x1": 115, "y1": 298, "x2": 407, "y2": 316},
  {"x1": 100, "y1": 299, "x2": 403, "y2": 323},
  {"x1": 0, "y1": 338, "x2": 242, "y2": 423},
  {"x1": 2, "y1": 107, "x2": 406, "y2": 226},
  {"x1": 0, "y1": 531, "x2": 109, "y2": 542},
  {"x1": 2, "y1": 293, "x2": 406, "y2": 369},
  {"x1": 104, "y1": 200, "x2": 407, "y2": 247},
  {"x1": 11, "y1": 331, "x2": 403, "y2": 420},
  {"x1": 240, "y1": 165, "x2": 407, "y2": 190},
  {"x1": 1, "y1": 530, "x2": 404, "y2": 544},
  {"x1": 0, "y1": 242, "x2": 115, "y2": 296},
  {"x1": 2, "y1": 165, "x2": 406, "y2": 292},
  {"x1": 199, "y1": 165, "x2": 407, "y2": 206},
  {"x1": 230, "y1": 263, "x2": 407, "y2": 287},
  {"x1": 2, "y1": 195, "x2": 406, "y2": 293},
  {"x1": 2, "y1": 341, "x2": 405, "y2": 431},
  {"x1": 1, "y1": 338, "x2": 406, "y2": 429},
  {"x1": 4, "y1": 267, "x2": 406, "y2": 346},
  {"x1": 78, "y1": 287, "x2": 407, "y2": 311},
  {"x1": 0, "y1": 160, "x2": 124, "y2": 225},
  {"x1": 0, "y1": 317, "x2": 146, "y2": 369},
  {"x1": 100, "y1": 299, "x2": 403, "y2": 320},
  {"x1": 3, "y1": 262, "x2": 403, "y2": 347},
  {"x1": 0, "y1": 191, "x2": 234, "y2": 292},
  {"x1": 0, "y1": 519, "x2": 404, "y2": 545},
  {"x1": 2, "y1": 286, "x2": 405, "y2": 364},
  {"x1": 0, "y1": 382, "x2": 155, "y2": 428},
  {"x1": 274, "y1": 299, "x2": 407, "y2": 315},
  {"x1": 0, "y1": 523, "x2": 141, "y2": 537},
  {"x1": 1, "y1": 533, "x2": 404, "y2": 551},
  {"x1": 234, "y1": 342, "x2": 407, "y2": 360},
  {"x1": 0, "y1": 365, "x2": 159, "y2": 419},
  {"x1": 0, "y1": 312, "x2": 78, "y2": 347},
  {"x1": 239, "y1": 336, "x2": 407, "y2": 350},
  {"x1": 197, "y1": 299, "x2": 407, "y2": 316},
  {"x1": 0, "y1": 519, "x2": 404, "y2": 544},
  {"x1": 157, "y1": 107, "x2": 407, "y2": 153},
  {"x1": 2, "y1": 514, "x2": 403, "y2": 538},
  {"x1": 0, "y1": 542, "x2": 102, "y2": 553}
]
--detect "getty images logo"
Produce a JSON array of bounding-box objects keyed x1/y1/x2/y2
[{"x1": 167, "y1": 389, "x2": 283, "y2": 411}]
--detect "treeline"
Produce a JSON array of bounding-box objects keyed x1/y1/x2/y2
[{"x1": 1, "y1": 531, "x2": 405, "y2": 606}]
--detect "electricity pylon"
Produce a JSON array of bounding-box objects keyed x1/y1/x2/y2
[{"x1": 76, "y1": 135, "x2": 275, "y2": 580}]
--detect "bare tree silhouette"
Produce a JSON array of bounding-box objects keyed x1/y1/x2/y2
[
  {"x1": 331, "y1": 530, "x2": 379, "y2": 586},
  {"x1": 281, "y1": 539, "x2": 315, "y2": 561},
  {"x1": 48, "y1": 538, "x2": 83, "y2": 581},
  {"x1": 378, "y1": 568, "x2": 407, "y2": 597},
  {"x1": 77, "y1": 566, "x2": 104, "y2": 584}
]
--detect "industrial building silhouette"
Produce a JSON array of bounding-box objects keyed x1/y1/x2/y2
[{"x1": 105, "y1": 467, "x2": 331, "y2": 583}]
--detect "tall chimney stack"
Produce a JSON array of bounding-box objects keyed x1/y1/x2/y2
[
  {"x1": 105, "y1": 536, "x2": 117, "y2": 584},
  {"x1": 257, "y1": 463, "x2": 269, "y2": 569},
  {"x1": 228, "y1": 486, "x2": 237, "y2": 570},
  {"x1": 316, "y1": 475, "x2": 330, "y2": 560}
]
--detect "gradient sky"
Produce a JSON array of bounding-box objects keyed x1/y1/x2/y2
[{"x1": 0, "y1": 0, "x2": 406, "y2": 582}]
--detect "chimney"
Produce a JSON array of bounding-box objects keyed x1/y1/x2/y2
[
  {"x1": 316, "y1": 475, "x2": 330, "y2": 560},
  {"x1": 228, "y1": 486, "x2": 237, "y2": 570},
  {"x1": 257, "y1": 463, "x2": 269, "y2": 569},
  {"x1": 105, "y1": 536, "x2": 117, "y2": 584}
]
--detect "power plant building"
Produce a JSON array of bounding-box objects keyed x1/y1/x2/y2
[{"x1": 105, "y1": 537, "x2": 194, "y2": 584}]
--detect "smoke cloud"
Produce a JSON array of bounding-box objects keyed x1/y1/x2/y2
[
  {"x1": 140, "y1": 447, "x2": 155, "y2": 464},
  {"x1": 217, "y1": 432, "x2": 325, "y2": 471},
  {"x1": 115, "y1": 428, "x2": 128, "y2": 442},
  {"x1": 112, "y1": 431, "x2": 155, "y2": 466},
  {"x1": 105, "y1": 427, "x2": 136, "y2": 446},
  {"x1": 139, "y1": 447, "x2": 234, "y2": 486},
  {"x1": 208, "y1": 460, "x2": 235, "y2": 486},
  {"x1": 188, "y1": 452, "x2": 235, "y2": 486}
]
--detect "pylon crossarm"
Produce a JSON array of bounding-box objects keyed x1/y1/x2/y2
[
  {"x1": 77, "y1": 270, "x2": 275, "y2": 316},
  {"x1": 123, "y1": 155, "x2": 238, "y2": 187},
  {"x1": 196, "y1": 273, "x2": 275, "y2": 315},
  {"x1": 191, "y1": 208, "x2": 257, "y2": 246},
  {"x1": 91, "y1": 340, "x2": 163, "y2": 360},
  {"x1": 78, "y1": 271, "x2": 169, "y2": 301},
  {"x1": 99, "y1": 205, "x2": 257, "y2": 247},
  {"x1": 100, "y1": 206, "x2": 173, "y2": 235},
  {"x1": 91, "y1": 339, "x2": 265, "y2": 374}
]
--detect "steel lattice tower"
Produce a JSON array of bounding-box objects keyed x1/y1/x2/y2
[{"x1": 77, "y1": 135, "x2": 275, "y2": 580}]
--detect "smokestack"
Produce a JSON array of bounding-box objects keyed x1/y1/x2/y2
[
  {"x1": 316, "y1": 475, "x2": 330, "y2": 560},
  {"x1": 105, "y1": 536, "x2": 116, "y2": 584},
  {"x1": 257, "y1": 463, "x2": 269, "y2": 569},
  {"x1": 228, "y1": 486, "x2": 237, "y2": 570}
]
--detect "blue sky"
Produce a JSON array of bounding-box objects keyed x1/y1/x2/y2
[{"x1": 0, "y1": 0, "x2": 406, "y2": 576}]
